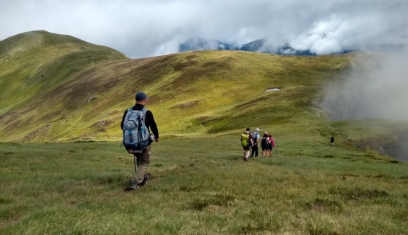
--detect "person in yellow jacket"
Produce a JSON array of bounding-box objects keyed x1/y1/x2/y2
[{"x1": 240, "y1": 127, "x2": 253, "y2": 161}]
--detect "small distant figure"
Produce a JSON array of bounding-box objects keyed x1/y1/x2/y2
[
  {"x1": 261, "y1": 132, "x2": 269, "y2": 157},
  {"x1": 250, "y1": 128, "x2": 260, "y2": 158},
  {"x1": 240, "y1": 128, "x2": 253, "y2": 161},
  {"x1": 268, "y1": 134, "x2": 276, "y2": 157},
  {"x1": 330, "y1": 136, "x2": 334, "y2": 146}
]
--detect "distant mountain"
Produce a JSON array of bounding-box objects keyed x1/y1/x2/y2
[
  {"x1": 237, "y1": 39, "x2": 324, "y2": 55},
  {"x1": 178, "y1": 38, "x2": 234, "y2": 52},
  {"x1": 179, "y1": 38, "x2": 353, "y2": 55},
  {"x1": 179, "y1": 38, "x2": 321, "y2": 55},
  {"x1": 180, "y1": 37, "x2": 407, "y2": 55}
]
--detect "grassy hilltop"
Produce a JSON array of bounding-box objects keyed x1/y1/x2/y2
[{"x1": 1, "y1": 31, "x2": 408, "y2": 234}]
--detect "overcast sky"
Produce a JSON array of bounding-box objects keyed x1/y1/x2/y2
[{"x1": 0, "y1": 0, "x2": 407, "y2": 58}]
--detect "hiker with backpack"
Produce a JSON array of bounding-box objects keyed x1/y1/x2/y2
[
  {"x1": 121, "y1": 92, "x2": 159, "y2": 190},
  {"x1": 240, "y1": 127, "x2": 253, "y2": 161},
  {"x1": 250, "y1": 128, "x2": 261, "y2": 158},
  {"x1": 261, "y1": 132, "x2": 269, "y2": 157}
]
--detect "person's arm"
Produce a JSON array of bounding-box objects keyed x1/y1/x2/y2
[{"x1": 145, "y1": 110, "x2": 159, "y2": 140}]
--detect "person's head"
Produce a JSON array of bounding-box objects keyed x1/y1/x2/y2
[
  {"x1": 263, "y1": 132, "x2": 268, "y2": 137},
  {"x1": 135, "y1": 92, "x2": 148, "y2": 105},
  {"x1": 245, "y1": 127, "x2": 250, "y2": 133},
  {"x1": 255, "y1": 128, "x2": 260, "y2": 132},
  {"x1": 269, "y1": 134, "x2": 272, "y2": 137}
]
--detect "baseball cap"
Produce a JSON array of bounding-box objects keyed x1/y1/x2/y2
[{"x1": 135, "y1": 92, "x2": 148, "y2": 101}]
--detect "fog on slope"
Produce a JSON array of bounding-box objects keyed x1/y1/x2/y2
[
  {"x1": 322, "y1": 48, "x2": 408, "y2": 121},
  {"x1": 322, "y1": 48, "x2": 408, "y2": 162}
]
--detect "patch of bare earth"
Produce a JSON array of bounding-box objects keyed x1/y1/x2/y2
[
  {"x1": 171, "y1": 100, "x2": 200, "y2": 109},
  {"x1": 89, "y1": 119, "x2": 115, "y2": 133},
  {"x1": 22, "y1": 124, "x2": 52, "y2": 141}
]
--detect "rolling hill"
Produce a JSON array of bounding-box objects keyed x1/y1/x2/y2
[
  {"x1": 0, "y1": 31, "x2": 345, "y2": 141},
  {"x1": 1, "y1": 30, "x2": 407, "y2": 161}
]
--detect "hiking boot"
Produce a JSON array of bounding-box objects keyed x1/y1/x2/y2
[
  {"x1": 138, "y1": 173, "x2": 152, "y2": 186},
  {"x1": 144, "y1": 173, "x2": 152, "y2": 182},
  {"x1": 127, "y1": 184, "x2": 140, "y2": 191}
]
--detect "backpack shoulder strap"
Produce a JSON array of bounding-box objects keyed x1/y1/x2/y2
[{"x1": 140, "y1": 108, "x2": 148, "y2": 124}]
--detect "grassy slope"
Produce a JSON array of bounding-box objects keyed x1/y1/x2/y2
[
  {"x1": 0, "y1": 30, "x2": 127, "y2": 140},
  {"x1": 1, "y1": 34, "x2": 354, "y2": 143}
]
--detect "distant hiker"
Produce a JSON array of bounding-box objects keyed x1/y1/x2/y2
[
  {"x1": 240, "y1": 128, "x2": 253, "y2": 161},
  {"x1": 121, "y1": 92, "x2": 159, "y2": 190},
  {"x1": 250, "y1": 128, "x2": 261, "y2": 158},
  {"x1": 267, "y1": 134, "x2": 276, "y2": 157},
  {"x1": 330, "y1": 136, "x2": 334, "y2": 146},
  {"x1": 261, "y1": 132, "x2": 269, "y2": 157}
]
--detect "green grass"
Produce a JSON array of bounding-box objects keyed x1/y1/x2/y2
[
  {"x1": 1, "y1": 138, "x2": 407, "y2": 234},
  {"x1": 1, "y1": 30, "x2": 408, "y2": 234}
]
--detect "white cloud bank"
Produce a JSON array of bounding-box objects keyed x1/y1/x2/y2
[
  {"x1": 322, "y1": 46, "x2": 408, "y2": 121},
  {"x1": 0, "y1": 0, "x2": 407, "y2": 58}
]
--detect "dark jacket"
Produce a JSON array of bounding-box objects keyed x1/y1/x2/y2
[{"x1": 120, "y1": 104, "x2": 159, "y2": 139}]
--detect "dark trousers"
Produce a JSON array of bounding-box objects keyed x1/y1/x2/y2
[{"x1": 250, "y1": 145, "x2": 259, "y2": 157}]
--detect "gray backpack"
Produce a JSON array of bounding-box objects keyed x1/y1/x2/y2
[{"x1": 122, "y1": 108, "x2": 151, "y2": 153}]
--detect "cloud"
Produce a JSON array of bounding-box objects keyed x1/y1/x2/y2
[
  {"x1": 0, "y1": 0, "x2": 407, "y2": 58},
  {"x1": 322, "y1": 46, "x2": 408, "y2": 121},
  {"x1": 321, "y1": 46, "x2": 408, "y2": 161}
]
